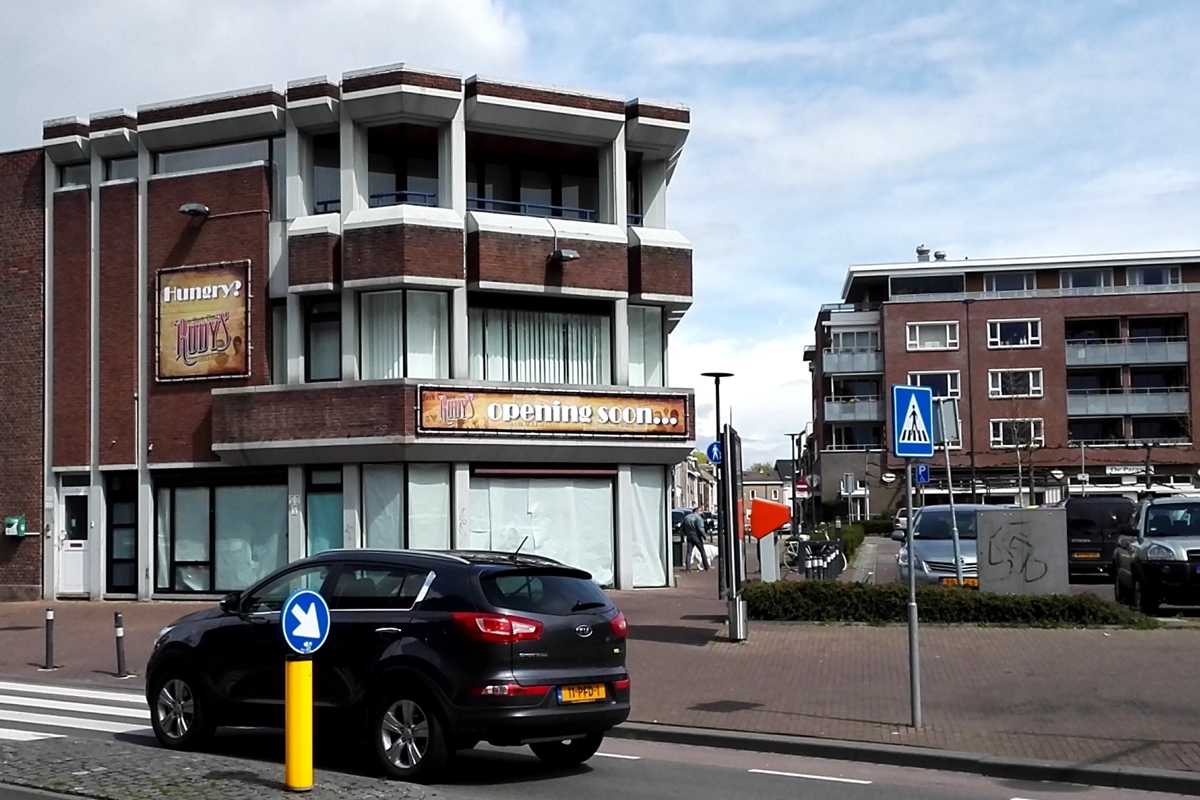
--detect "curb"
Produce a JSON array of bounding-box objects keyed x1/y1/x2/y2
[{"x1": 609, "y1": 722, "x2": 1200, "y2": 796}]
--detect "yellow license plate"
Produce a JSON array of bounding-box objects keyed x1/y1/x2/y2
[
  {"x1": 941, "y1": 577, "x2": 979, "y2": 587},
  {"x1": 1074, "y1": 552, "x2": 1101, "y2": 559},
  {"x1": 560, "y1": 684, "x2": 607, "y2": 704}
]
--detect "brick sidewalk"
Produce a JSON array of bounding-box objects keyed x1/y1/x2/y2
[{"x1": 3, "y1": 575, "x2": 1200, "y2": 773}]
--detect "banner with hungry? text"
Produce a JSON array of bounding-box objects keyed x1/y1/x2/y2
[{"x1": 156, "y1": 261, "x2": 250, "y2": 381}]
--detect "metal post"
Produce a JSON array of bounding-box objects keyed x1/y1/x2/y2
[
  {"x1": 43, "y1": 608, "x2": 55, "y2": 671},
  {"x1": 945, "y1": 436, "x2": 963, "y2": 587},
  {"x1": 906, "y1": 461, "x2": 922, "y2": 728},
  {"x1": 285, "y1": 656, "x2": 314, "y2": 791},
  {"x1": 963, "y1": 298, "x2": 978, "y2": 503},
  {"x1": 716, "y1": 379, "x2": 725, "y2": 600},
  {"x1": 114, "y1": 612, "x2": 128, "y2": 679}
]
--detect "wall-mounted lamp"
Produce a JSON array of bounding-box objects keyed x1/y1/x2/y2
[
  {"x1": 550, "y1": 248, "x2": 580, "y2": 265},
  {"x1": 179, "y1": 202, "x2": 210, "y2": 218}
]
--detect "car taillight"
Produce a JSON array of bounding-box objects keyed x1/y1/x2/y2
[
  {"x1": 610, "y1": 612, "x2": 628, "y2": 639},
  {"x1": 452, "y1": 612, "x2": 543, "y2": 643},
  {"x1": 469, "y1": 683, "x2": 551, "y2": 697},
  {"x1": 614, "y1": 678, "x2": 631, "y2": 691}
]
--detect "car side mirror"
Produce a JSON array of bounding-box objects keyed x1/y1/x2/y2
[
  {"x1": 219, "y1": 592, "x2": 243, "y2": 616},
  {"x1": 891, "y1": 529, "x2": 906, "y2": 542}
]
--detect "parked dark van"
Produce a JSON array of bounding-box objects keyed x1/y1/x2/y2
[{"x1": 1059, "y1": 496, "x2": 1136, "y2": 576}]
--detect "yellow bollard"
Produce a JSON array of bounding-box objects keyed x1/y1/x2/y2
[{"x1": 285, "y1": 657, "x2": 313, "y2": 792}]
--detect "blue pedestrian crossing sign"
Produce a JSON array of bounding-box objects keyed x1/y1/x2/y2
[
  {"x1": 706, "y1": 441, "x2": 723, "y2": 465},
  {"x1": 915, "y1": 463, "x2": 931, "y2": 484},
  {"x1": 281, "y1": 589, "x2": 330, "y2": 656},
  {"x1": 892, "y1": 385, "x2": 935, "y2": 459}
]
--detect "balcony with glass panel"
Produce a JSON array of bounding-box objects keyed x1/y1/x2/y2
[
  {"x1": 824, "y1": 396, "x2": 883, "y2": 422},
  {"x1": 1064, "y1": 316, "x2": 1187, "y2": 366},
  {"x1": 822, "y1": 348, "x2": 882, "y2": 374},
  {"x1": 1066, "y1": 388, "x2": 1190, "y2": 416}
]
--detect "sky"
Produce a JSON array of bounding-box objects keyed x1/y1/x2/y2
[{"x1": 4, "y1": 0, "x2": 1199, "y2": 466}]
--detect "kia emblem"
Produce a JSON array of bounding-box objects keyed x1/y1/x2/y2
[{"x1": 575, "y1": 624, "x2": 593, "y2": 638}]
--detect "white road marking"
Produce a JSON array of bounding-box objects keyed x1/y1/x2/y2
[
  {"x1": 749, "y1": 768, "x2": 872, "y2": 785},
  {"x1": 0, "y1": 708, "x2": 151, "y2": 735},
  {"x1": 0, "y1": 727, "x2": 64, "y2": 741},
  {"x1": 594, "y1": 752, "x2": 641, "y2": 760},
  {"x1": 0, "y1": 681, "x2": 144, "y2": 705},
  {"x1": 0, "y1": 693, "x2": 150, "y2": 720}
]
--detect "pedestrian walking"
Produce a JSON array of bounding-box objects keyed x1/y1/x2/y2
[{"x1": 682, "y1": 509, "x2": 710, "y2": 571}]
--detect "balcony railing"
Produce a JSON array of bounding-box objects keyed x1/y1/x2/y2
[
  {"x1": 1066, "y1": 387, "x2": 1190, "y2": 416},
  {"x1": 821, "y1": 302, "x2": 881, "y2": 313},
  {"x1": 821, "y1": 444, "x2": 884, "y2": 452},
  {"x1": 890, "y1": 282, "x2": 1200, "y2": 303},
  {"x1": 822, "y1": 348, "x2": 882, "y2": 374},
  {"x1": 824, "y1": 396, "x2": 883, "y2": 422},
  {"x1": 312, "y1": 190, "x2": 439, "y2": 216},
  {"x1": 468, "y1": 197, "x2": 597, "y2": 221},
  {"x1": 1064, "y1": 336, "x2": 1187, "y2": 366},
  {"x1": 1067, "y1": 437, "x2": 1192, "y2": 447},
  {"x1": 628, "y1": 212, "x2": 644, "y2": 226}
]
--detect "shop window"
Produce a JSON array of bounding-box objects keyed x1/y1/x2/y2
[
  {"x1": 628, "y1": 305, "x2": 664, "y2": 387},
  {"x1": 155, "y1": 481, "x2": 288, "y2": 593},
  {"x1": 408, "y1": 464, "x2": 451, "y2": 550},
  {"x1": 305, "y1": 296, "x2": 341, "y2": 382},
  {"x1": 105, "y1": 157, "x2": 138, "y2": 182},
  {"x1": 360, "y1": 290, "x2": 449, "y2": 380},
  {"x1": 906, "y1": 322, "x2": 958, "y2": 351},
  {"x1": 469, "y1": 304, "x2": 612, "y2": 385},
  {"x1": 106, "y1": 472, "x2": 138, "y2": 595},
  {"x1": 307, "y1": 468, "x2": 343, "y2": 556},
  {"x1": 59, "y1": 163, "x2": 90, "y2": 189},
  {"x1": 362, "y1": 463, "x2": 451, "y2": 551}
]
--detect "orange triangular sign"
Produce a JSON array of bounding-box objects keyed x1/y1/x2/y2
[{"x1": 750, "y1": 498, "x2": 791, "y2": 539}]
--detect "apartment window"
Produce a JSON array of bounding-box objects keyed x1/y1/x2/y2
[
  {"x1": 1068, "y1": 417, "x2": 1123, "y2": 443},
  {"x1": 989, "y1": 369, "x2": 1043, "y2": 398},
  {"x1": 360, "y1": 290, "x2": 449, "y2": 380},
  {"x1": 988, "y1": 319, "x2": 1041, "y2": 348},
  {"x1": 466, "y1": 132, "x2": 599, "y2": 220},
  {"x1": 1132, "y1": 417, "x2": 1189, "y2": 442},
  {"x1": 1127, "y1": 266, "x2": 1181, "y2": 286},
  {"x1": 312, "y1": 132, "x2": 340, "y2": 214},
  {"x1": 984, "y1": 272, "x2": 1035, "y2": 293},
  {"x1": 368, "y1": 123, "x2": 439, "y2": 208},
  {"x1": 832, "y1": 424, "x2": 882, "y2": 449},
  {"x1": 627, "y1": 151, "x2": 643, "y2": 225},
  {"x1": 105, "y1": 157, "x2": 137, "y2": 181},
  {"x1": 156, "y1": 140, "x2": 270, "y2": 174},
  {"x1": 305, "y1": 296, "x2": 342, "y2": 382},
  {"x1": 59, "y1": 163, "x2": 90, "y2": 189},
  {"x1": 906, "y1": 322, "x2": 959, "y2": 351},
  {"x1": 890, "y1": 274, "x2": 964, "y2": 297},
  {"x1": 306, "y1": 469, "x2": 343, "y2": 556},
  {"x1": 1060, "y1": 268, "x2": 1113, "y2": 290},
  {"x1": 270, "y1": 299, "x2": 287, "y2": 385},
  {"x1": 628, "y1": 305, "x2": 664, "y2": 387},
  {"x1": 469, "y1": 303, "x2": 611, "y2": 385},
  {"x1": 908, "y1": 371, "x2": 960, "y2": 398},
  {"x1": 989, "y1": 419, "x2": 1045, "y2": 448},
  {"x1": 830, "y1": 329, "x2": 878, "y2": 351}
]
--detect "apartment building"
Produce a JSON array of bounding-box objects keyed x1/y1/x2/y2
[
  {"x1": 805, "y1": 246, "x2": 1200, "y2": 516},
  {"x1": 0, "y1": 62, "x2": 695, "y2": 601}
]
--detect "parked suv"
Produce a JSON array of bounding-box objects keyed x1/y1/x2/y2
[
  {"x1": 1114, "y1": 496, "x2": 1200, "y2": 614},
  {"x1": 1058, "y1": 495, "x2": 1134, "y2": 577},
  {"x1": 146, "y1": 550, "x2": 630, "y2": 781}
]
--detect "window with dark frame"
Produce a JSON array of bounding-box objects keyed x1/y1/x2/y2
[
  {"x1": 466, "y1": 132, "x2": 599, "y2": 220},
  {"x1": 367, "y1": 123, "x2": 439, "y2": 208},
  {"x1": 305, "y1": 296, "x2": 342, "y2": 382}
]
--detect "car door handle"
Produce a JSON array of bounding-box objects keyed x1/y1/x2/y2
[{"x1": 375, "y1": 627, "x2": 402, "y2": 636}]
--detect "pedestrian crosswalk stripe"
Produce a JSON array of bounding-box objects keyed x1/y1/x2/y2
[
  {"x1": 0, "y1": 681, "x2": 144, "y2": 705},
  {"x1": 0, "y1": 693, "x2": 150, "y2": 720},
  {"x1": 899, "y1": 394, "x2": 931, "y2": 444},
  {"x1": 0, "y1": 708, "x2": 150, "y2": 735},
  {"x1": 0, "y1": 726, "x2": 64, "y2": 742}
]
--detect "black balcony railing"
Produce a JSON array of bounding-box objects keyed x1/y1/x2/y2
[
  {"x1": 468, "y1": 197, "x2": 597, "y2": 221},
  {"x1": 311, "y1": 190, "x2": 438, "y2": 216}
]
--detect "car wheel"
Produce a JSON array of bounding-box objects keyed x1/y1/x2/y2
[
  {"x1": 372, "y1": 691, "x2": 448, "y2": 781},
  {"x1": 1114, "y1": 568, "x2": 1129, "y2": 605},
  {"x1": 1134, "y1": 577, "x2": 1160, "y2": 616},
  {"x1": 150, "y1": 669, "x2": 212, "y2": 750},
  {"x1": 530, "y1": 732, "x2": 604, "y2": 768}
]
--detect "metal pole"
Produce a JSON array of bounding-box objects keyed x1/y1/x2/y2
[
  {"x1": 964, "y1": 299, "x2": 978, "y2": 503},
  {"x1": 906, "y1": 461, "x2": 922, "y2": 728},
  {"x1": 285, "y1": 656, "x2": 314, "y2": 792},
  {"x1": 43, "y1": 608, "x2": 54, "y2": 671},
  {"x1": 715, "y1": 377, "x2": 725, "y2": 600},
  {"x1": 114, "y1": 612, "x2": 128, "y2": 679},
  {"x1": 944, "y1": 429, "x2": 963, "y2": 587}
]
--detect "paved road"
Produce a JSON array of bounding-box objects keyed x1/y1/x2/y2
[{"x1": 0, "y1": 677, "x2": 1189, "y2": 800}]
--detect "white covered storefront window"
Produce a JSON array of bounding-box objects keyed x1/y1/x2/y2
[{"x1": 630, "y1": 466, "x2": 668, "y2": 587}]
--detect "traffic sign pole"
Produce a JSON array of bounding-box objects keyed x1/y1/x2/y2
[
  {"x1": 893, "y1": 384, "x2": 930, "y2": 731},
  {"x1": 285, "y1": 656, "x2": 314, "y2": 792},
  {"x1": 906, "y1": 460, "x2": 922, "y2": 729}
]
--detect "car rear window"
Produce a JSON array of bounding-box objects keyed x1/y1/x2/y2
[
  {"x1": 1067, "y1": 500, "x2": 1134, "y2": 533},
  {"x1": 481, "y1": 570, "x2": 612, "y2": 616}
]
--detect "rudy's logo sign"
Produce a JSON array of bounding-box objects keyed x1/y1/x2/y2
[
  {"x1": 420, "y1": 388, "x2": 689, "y2": 438},
  {"x1": 156, "y1": 261, "x2": 251, "y2": 381}
]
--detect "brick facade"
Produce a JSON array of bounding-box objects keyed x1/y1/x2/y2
[
  {"x1": 146, "y1": 165, "x2": 271, "y2": 464},
  {"x1": 0, "y1": 149, "x2": 45, "y2": 598},
  {"x1": 288, "y1": 233, "x2": 340, "y2": 288},
  {"x1": 52, "y1": 187, "x2": 90, "y2": 468},
  {"x1": 98, "y1": 182, "x2": 138, "y2": 465},
  {"x1": 342, "y1": 224, "x2": 463, "y2": 284},
  {"x1": 629, "y1": 245, "x2": 692, "y2": 297},
  {"x1": 468, "y1": 232, "x2": 627, "y2": 293},
  {"x1": 212, "y1": 384, "x2": 417, "y2": 445}
]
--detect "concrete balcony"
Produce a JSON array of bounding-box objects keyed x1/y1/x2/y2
[
  {"x1": 1066, "y1": 389, "x2": 1190, "y2": 416},
  {"x1": 823, "y1": 349, "x2": 882, "y2": 374},
  {"x1": 824, "y1": 397, "x2": 883, "y2": 422},
  {"x1": 1065, "y1": 338, "x2": 1188, "y2": 366}
]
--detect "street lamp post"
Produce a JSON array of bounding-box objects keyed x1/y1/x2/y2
[{"x1": 702, "y1": 372, "x2": 734, "y2": 600}]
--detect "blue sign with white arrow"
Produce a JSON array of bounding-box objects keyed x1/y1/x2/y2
[
  {"x1": 892, "y1": 385, "x2": 935, "y2": 459},
  {"x1": 281, "y1": 589, "x2": 330, "y2": 656},
  {"x1": 915, "y1": 463, "x2": 931, "y2": 484},
  {"x1": 706, "y1": 441, "x2": 723, "y2": 465}
]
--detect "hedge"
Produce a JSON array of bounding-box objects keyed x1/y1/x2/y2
[
  {"x1": 743, "y1": 580, "x2": 1158, "y2": 628},
  {"x1": 861, "y1": 518, "x2": 894, "y2": 536}
]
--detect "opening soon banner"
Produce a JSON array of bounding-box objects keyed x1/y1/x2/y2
[{"x1": 157, "y1": 261, "x2": 250, "y2": 381}]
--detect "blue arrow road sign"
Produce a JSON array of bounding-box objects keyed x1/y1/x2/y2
[
  {"x1": 281, "y1": 589, "x2": 330, "y2": 656},
  {"x1": 706, "y1": 441, "x2": 723, "y2": 465},
  {"x1": 915, "y1": 463, "x2": 931, "y2": 484},
  {"x1": 892, "y1": 385, "x2": 935, "y2": 459}
]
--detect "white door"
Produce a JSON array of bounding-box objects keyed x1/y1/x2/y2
[{"x1": 58, "y1": 492, "x2": 89, "y2": 596}]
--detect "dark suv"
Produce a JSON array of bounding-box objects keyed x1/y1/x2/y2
[{"x1": 145, "y1": 550, "x2": 630, "y2": 780}]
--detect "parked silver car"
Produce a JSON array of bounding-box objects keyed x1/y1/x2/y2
[
  {"x1": 893, "y1": 505, "x2": 998, "y2": 587},
  {"x1": 1114, "y1": 495, "x2": 1200, "y2": 614}
]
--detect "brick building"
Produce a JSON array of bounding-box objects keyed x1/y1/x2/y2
[
  {"x1": 0, "y1": 62, "x2": 695, "y2": 600},
  {"x1": 805, "y1": 246, "x2": 1200, "y2": 518}
]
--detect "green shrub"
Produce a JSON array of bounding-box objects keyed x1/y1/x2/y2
[
  {"x1": 743, "y1": 580, "x2": 1158, "y2": 628},
  {"x1": 861, "y1": 518, "x2": 894, "y2": 536}
]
